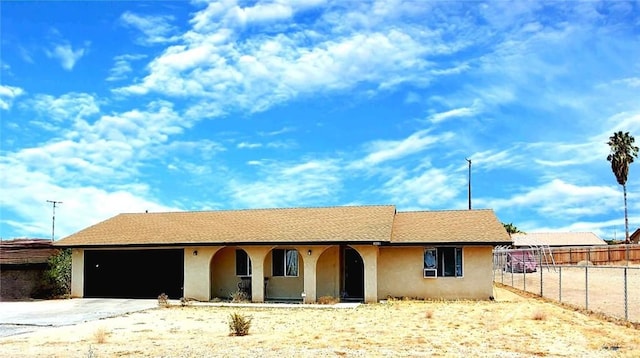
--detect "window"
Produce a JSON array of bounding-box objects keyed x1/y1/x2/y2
[
  {"x1": 272, "y1": 249, "x2": 298, "y2": 277},
  {"x1": 235, "y1": 249, "x2": 252, "y2": 276},
  {"x1": 424, "y1": 247, "x2": 463, "y2": 278}
]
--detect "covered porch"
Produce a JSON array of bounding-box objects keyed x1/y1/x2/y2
[{"x1": 183, "y1": 244, "x2": 380, "y2": 303}]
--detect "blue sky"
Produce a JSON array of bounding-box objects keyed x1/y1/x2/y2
[{"x1": 1, "y1": 0, "x2": 640, "y2": 241}]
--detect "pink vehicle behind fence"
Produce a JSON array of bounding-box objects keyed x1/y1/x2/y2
[{"x1": 505, "y1": 250, "x2": 537, "y2": 273}]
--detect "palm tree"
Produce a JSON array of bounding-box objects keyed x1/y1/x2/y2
[
  {"x1": 502, "y1": 222, "x2": 524, "y2": 238},
  {"x1": 607, "y1": 131, "x2": 639, "y2": 243}
]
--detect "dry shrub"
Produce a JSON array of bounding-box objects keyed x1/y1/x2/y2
[
  {"x1": 532, "y1": 309, "x2": 547, "y2": 321},
  {"x1": 317, "y1": 296, "x2": 340, "y2": 305},
  {"x1": 425, "y1": 309, "x2": 434, "y2": 319},
  {"x1": 157, "y1": 293, "x2": 169, "y2": 307},
  {"x1": 180, "y1": 297, "x2": 192, "y2": 307},
  {"x1": 93, "y1": 327, "x2": 108, "y2": 344},
  {"x1": 228, "y1": 312, "x2": 252, "y2": 336},
  {"x1": 230, "y1": 290, "x2": 249, "y2": 303}
]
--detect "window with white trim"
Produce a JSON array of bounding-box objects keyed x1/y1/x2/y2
[
  {"x1": 272, "y1": 249, "x2": 298, "y2": 277},
  {"x1": 235, "y1": 249, "x2": 252, "y2": 276},
  {"x1": 424, "y1": 247, "x2": 463, "y2": 278}
]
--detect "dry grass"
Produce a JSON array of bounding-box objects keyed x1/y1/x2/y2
[
  {"x1": 531, "y1": 309, "x2": 546, "y2": 321},
  {"x1": 1, "y1": 287, "x2": 639, "y2": 357},
  {"x1": 424, "y1": 309, "x2": 434, "y2": 319},
  {"x1": 92, "y1": 327, "x2": 108, "y2": 344},
  {"x1": 317, "y1": 295, "x2": 340, "y2": 305}
]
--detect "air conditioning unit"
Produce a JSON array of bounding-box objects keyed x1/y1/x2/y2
[{"x1": 423, "y1": 269, "x2": 437, "y2": 278}]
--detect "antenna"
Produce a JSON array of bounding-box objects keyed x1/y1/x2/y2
[{"x1": 46, "y1": 200, "x2": 63, "y2": 241}]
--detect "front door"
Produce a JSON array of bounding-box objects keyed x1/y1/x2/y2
[{"x1": 342, "y1": 247, "x2": 364, "y2": 301}]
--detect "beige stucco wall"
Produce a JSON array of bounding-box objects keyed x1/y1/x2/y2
[
  {"x1": 316, "y1": 246, "x2": 340, "y2": 298},
  {"x1": 70, "y1": 249, "x2": 84, "y2": 298},
  {"x1": 208, "y1": 247, "x2": 243, "y2": 300},
  {"x1": 263, "y1": 248, "x2": 304, "y2": 300},
  {"x1": 377, "y1": 246, "x2": 494, "y2": 300},
  {"x1": 350, "y1": 245, "x2": 379, "y2": 303},
  {"x1": 183, "y1": 247, "x2": 220, "y2": 301},
  {"x1": 72, "y1": 244, "x2": 495, "y2": 302}
]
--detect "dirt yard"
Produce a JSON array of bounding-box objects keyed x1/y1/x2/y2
[
  {"x1": 495, "y1": 265, "x2": 640, "y2": 322},
  {"x1": 1, "y1": 287, "x2": 639, "y2": 357}
]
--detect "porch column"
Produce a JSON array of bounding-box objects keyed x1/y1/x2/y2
[
  {"x1": 70, "y1": 249, "x2": 84, "y2": 298},
  {"x1": 183, "y1": 247, "x2": 220, "y2": 301},
  {"x1": 243, "y1": 247, "x2": 271, "y2": 303},
  {"x1": 300, "y1": 246, "x2": 322, "y2": 303},
  {"x1": 352, "y1": 245, "x2": 379, "y2": 303}
]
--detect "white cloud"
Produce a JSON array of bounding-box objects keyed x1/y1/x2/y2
[
  {"x1": 120, "y1": 12, "x2": 179, "y2": 45},
  {"x1": 0, "y1": 158, "x2": 178, "y2": 238},
  {"x1": 487, "y1": 179, "x2": 619, "y2": 218},
  {"x1": 26, "y1": 93, "x2": 100, "y2": 125},
  {"x1": 237, "y1": 142, "x2": 262, "y2": 149},
  {"x1": 227, "y1": 158, "x2": 341, "y2": 208},
  {"x1": 354, "y1": 130, "x2": 453, "y2": 168},
  {"x1": 116, "y1": 3, "x2": 467, "y2": 115},
  {"x1": 382, "y1": 166, "x2": 463, "y2": 208},
  {"x1": 107, "y1": 54, "x2": 147, "y2": 81},
  {"x1": 0, "y1": 85, "x2": 25, "y2": 110},
  {"x1": 45, "y1": 42, "x2": 88, "y2": 71},
  {"x1": 428, "y1": 103, "x2": 479, "y2": 124}
]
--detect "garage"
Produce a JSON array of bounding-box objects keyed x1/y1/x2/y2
[{"x1": 84, "y1": 249, "x2": 183, "y2": 299}]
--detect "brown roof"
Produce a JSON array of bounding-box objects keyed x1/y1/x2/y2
[
  {"x1": 0, "y1": 239, "x2": 57, "y2": 265},
  {"x1": 55, "y1": 206, "x2": 511, "y2": 247},
  {"x1": 56, "y1": 206, "x2": 397, "y2": 247},
  {"x1": 391, "y1": 209, "x2": 511, "y2": 244},
  {"x1": 511, "y1": 232, "x2": 607, "y2": 247}
]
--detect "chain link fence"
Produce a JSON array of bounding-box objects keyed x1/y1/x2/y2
[{"x1": 493, "y1": 246, "x2": 640, "y2": 323}]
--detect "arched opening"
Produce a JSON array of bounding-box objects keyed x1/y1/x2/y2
[
  {"x1": 210, "y1": 247, "x2": 251, "y2": 300},
  {"x1": 341, "y1": 246, "x2": 364, "y2": 302}
]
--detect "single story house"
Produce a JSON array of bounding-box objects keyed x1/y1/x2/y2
[
  {"x1": 55, "y1": 206, "x2": 510, "y2": 303},
  {"x1": 510, "y1": 232, "x2": 607, "y2": 248}
]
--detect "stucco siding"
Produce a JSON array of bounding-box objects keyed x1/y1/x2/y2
[
  {"x1": 316, "y1": 246, "x2": 340, "y2": 298},
  {"x1": 264, "y1": 250, "x2": 304, "y2": 300},
  {"x1": 209, "y1": 247, "x2": 242, "y2": 299},
  {"x1": 183, "y1": 247, "x2": 219, "y2": 301},
  {"x1": 71, "y1": 249, "x2": 84, "y2": 298},
  {"x1": 377, "y1": 246, "x2": 493, "y2": 300}
]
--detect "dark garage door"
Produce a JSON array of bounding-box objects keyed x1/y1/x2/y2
[{"x1": 84, "y1": 249, "x2": 183, "y2": 299}]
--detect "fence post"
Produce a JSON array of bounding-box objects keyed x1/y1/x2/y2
[
  {"x1": 559, "y1": 266, "x2": 562, "y2": 303},
  {"x1": 585, "y1": 264, "x2": 589, "y2": 310},
  {"x1": 569, "y1": 248, "x2": 572, "y2": 264},
  {"x1": 626, "y1": 244, "x2": 629, "y2": 266},
  {"x1": 624, "y1": 267, "x2": 628, "y2": 321},
  {"x1": 511, "y1": 265, "x2": 514, "y2": 287},
  {"x1": 539, "y1": 248, "x2": 543, "y2": 296}
]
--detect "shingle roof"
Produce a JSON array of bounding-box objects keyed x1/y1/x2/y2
[
  {"x1": 55, "y1": 206, "x2": 397, "y2": 247},
  {"x1": 391, "y1": 209, "x2": 511, "y2": 244},
  {"x1": 511, "y1": 232, "x2": 607, "y2": 247},
  {"x1": 55, "y1": 206, "x2": 511, "y2": 247},
  {"x1": 0, "y1": 238, "x2": 57, "y2": 265}
]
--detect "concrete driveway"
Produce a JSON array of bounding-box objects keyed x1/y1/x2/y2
[{"x1": 0, "y1": 299, "x2": 157, "y2": 337}]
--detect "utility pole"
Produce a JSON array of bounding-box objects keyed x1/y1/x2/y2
[
  {"x1": 466, "y1": 158, "x2": 472, "y2": 210},
  {"x1": 46, "y1": 200, "x2": 62, "y2": 241}
]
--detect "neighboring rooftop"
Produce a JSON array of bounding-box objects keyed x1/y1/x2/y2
[
  {"x1": 511, "y1": 232, "x2": 607, "y2": 247},
  {"x1": 55, "y1": 206, "x2": 511, "y2": 247},
  {"x1": 0, "y1": 238, "x2": 57, "y2": 265}
]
